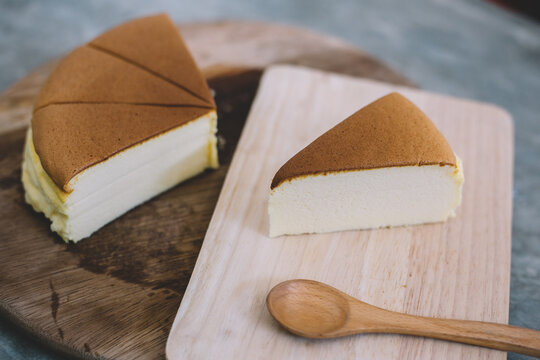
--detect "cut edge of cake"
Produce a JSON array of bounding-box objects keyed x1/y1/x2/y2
[{"x1": 269, "y1": 160, "x2": 463, "y2": 237}]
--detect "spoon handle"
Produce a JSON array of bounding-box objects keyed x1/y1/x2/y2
[{"x1": 381, "y1": 312, "x2": 540, "y2": 357}]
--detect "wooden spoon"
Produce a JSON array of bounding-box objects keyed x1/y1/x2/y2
[{"x1": 266, "y1": 279, "x2": 540, "y2": 357}]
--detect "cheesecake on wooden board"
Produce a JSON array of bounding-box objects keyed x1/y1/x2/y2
[
  {"x1": 268, "y1": 92, "x2": 463, "y2": 237},
  {"x1": 22, "y1": 14, "x2": 218, "y2": 242}
]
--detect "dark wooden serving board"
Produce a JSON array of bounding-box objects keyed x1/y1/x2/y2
[{"x1": 0, "y1": 21, "x2": 411, "y2": 359}]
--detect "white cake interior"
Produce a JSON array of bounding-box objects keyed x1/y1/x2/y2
[
  {"x1": 22, "y1": 111, "x2": 218, "y2": 242},
  {"x1": 269, "y1": 160, "x2": 463, "y2": 237}
]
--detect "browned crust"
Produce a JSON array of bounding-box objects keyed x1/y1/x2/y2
[
  {"x1": 32, "y1": 14, "x2": 215, "y2": 191},
  {"x1": 34, "y1": 45, "x2": 213, "y2": 111},
  {"x1": 90, "y1": 14, "x2": 214, "y2": 106},
  {"x1": 271, "y1": 93, "x2": 456, "y2": 189}
]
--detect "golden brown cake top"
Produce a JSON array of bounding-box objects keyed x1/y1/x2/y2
[
  {"x1": 32, "y1": 14, "x2": 215, "y2": 192},
  {"x1": 89, "y1": 13, "x2": 214, "y2": 106},
  {"x1": 271, "y1": 92, "x2": 456, "y2": 189}
]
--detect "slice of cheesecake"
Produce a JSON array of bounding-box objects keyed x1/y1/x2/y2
[
  {"x1": 22, "y1": 14, "x2": 218, "y2": 242},
  {"x1": 268, "y1": 92, "x2": 464, "y2": 237}
]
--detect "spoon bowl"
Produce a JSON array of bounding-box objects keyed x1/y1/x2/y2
[{"x1": 266, "y1": 279, "x2": 349, "y2": 337}]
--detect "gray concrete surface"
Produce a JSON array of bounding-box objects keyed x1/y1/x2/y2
[{"x1": 1, "y1": 0, "x2": 539, "y2": 359}]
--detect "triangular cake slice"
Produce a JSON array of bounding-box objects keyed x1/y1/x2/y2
[
  {"x1": 22, "y1": 14, "x2": 218, "y2": 242},
  {"x1": 90, "y1": 13, "x2": 213, "y2": 104},
  {"x1": 268, "y1": 93, "x2": 464, "y2": 237},
  {"x1": 35, "y1": 46, "x2": 212, "y2": 109}
]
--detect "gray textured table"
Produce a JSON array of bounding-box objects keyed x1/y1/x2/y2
[{"x1": 1, "y1": 0, "x2": 539, "y2": 359}]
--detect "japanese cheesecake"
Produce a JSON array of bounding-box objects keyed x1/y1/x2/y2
[
  {"x1": 22, "y1": 14, "x2": 218, "y2": 242},
  {"x1": 269, "y1": 93, "x2": 463, "y2": 237}
]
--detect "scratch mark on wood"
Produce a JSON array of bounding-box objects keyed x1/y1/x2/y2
[{"x1": 49, "y1": 279, "x2": 63, "y2": 340}]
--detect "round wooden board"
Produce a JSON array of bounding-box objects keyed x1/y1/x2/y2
[{"x1": 0, "y1": 21, "x2": 411, "y2": 360}]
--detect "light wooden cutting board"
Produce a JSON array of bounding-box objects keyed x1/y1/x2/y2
[{"x1": 167, "y1": 65, "x2": 513, "y2": 359}]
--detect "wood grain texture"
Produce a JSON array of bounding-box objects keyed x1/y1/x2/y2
[
  {"x1": 167, "y1": 65, "x2": 514, "y2": 360},
  {"x1": 0, "y1": 22, "x2": 411, "y2": 360},
  {"x1": 267, "y1": 280, "x2": 540, "y2": 357}
]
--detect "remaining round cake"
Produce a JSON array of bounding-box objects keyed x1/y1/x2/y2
[
  {"x1": 269, "y1": 92, "x2": 464, "y2": 237},
  {"x1": 22, "y1": 14, "x2": 218, "y2": 242}
]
